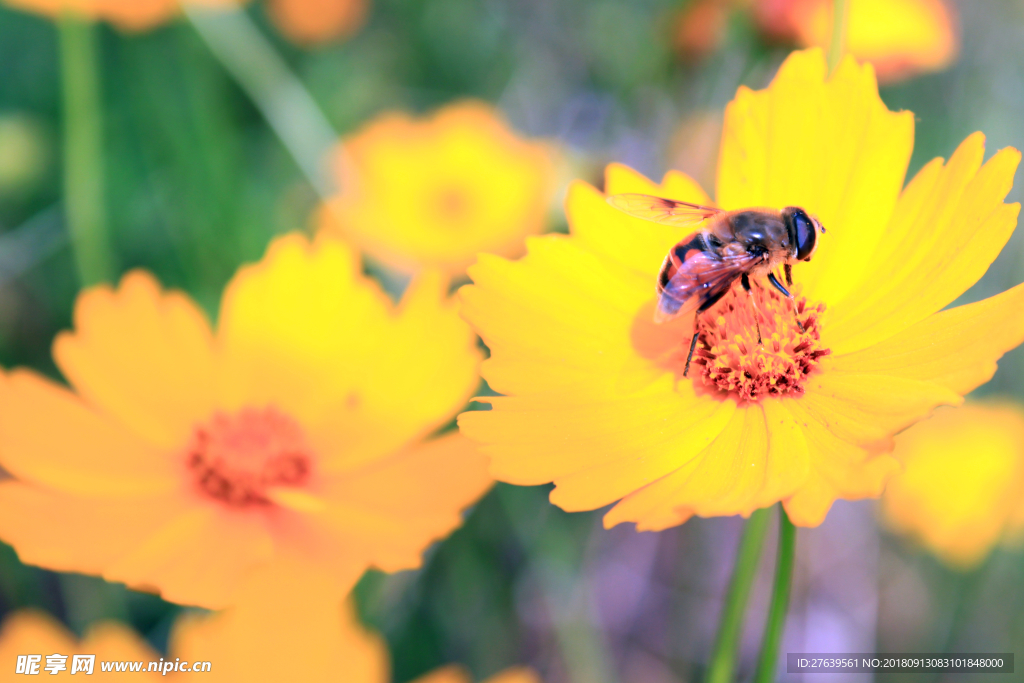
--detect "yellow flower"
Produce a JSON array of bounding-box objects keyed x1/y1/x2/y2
[
  {"x1": 414, "y1": 665, "x2": 541, "y2": 683},
  {"x1": 2, "y1": 0, "x2": 244, "y2": 31},
  {"x1": 171, "y1": 563, "x2": 539, "y2": 682},
  {"x1": 0, "y1": 233, "x2": 492, "y2": 609},
  {"x1": 266, "y1": 0, "x2": 369, "y2": 45},
  {"x1": 0, "y1": 609, "x2": 163, "y2": 680},
  {"x1": 881, "y1": 402, "x2": 1024, "y2": 569},
  {"x1": 770, "y1": 0, "x2": 958, "y2": 83},
  {"x1": 675, "y1": 0, "x2": 957, "y2": 84},
  {"x1": 458, "y1": 48, "x2": 1024, "y2": 530},
  {"x1": 319, "y1": 101, "x2": 559, "y2": 277}
]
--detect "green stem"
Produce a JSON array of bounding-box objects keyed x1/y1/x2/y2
[
  {"x1": 705, "y1": 507, "x2": 772, "y2": 683},
  {"x1": 183, "y1": 6, "x2": 337, "y2": 198},
  {"x1": 59, "y1": 12, "x2": 114, "y2": 286},
  {"x1": 827, "y1": 0, "x2": 849, "y2": 75},
  {"x1": 753, "y1": 506, "x2": 797, "y2": 683}
]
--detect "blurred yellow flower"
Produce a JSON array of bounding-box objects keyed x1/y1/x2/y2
[
  {"x1": 267, "y1": 0, "x2": 369, "y2": 45},
  {"x1": 414, "y1": 665, "x2": 541, "y2": 683},
  {"x1": 459, "y1": 48, "x2": 1024, "y2": 530},
  {"x1": 762, "y1": 0, "x2": 958, "y2": 83},
  {"x1": 170, "y1": 564, "x2": 388, "y2": 682},
  {"x1": 320, "y1": 101, "x2": 559, "y2": 277},
  {"x1": 0, "y1": 609, "x2": 162, "y2": 680},
  {"x1": 881, "y1": 402, "x2": 1024, "y2": 570},
  {"x1": 676, "y1": 0, "x2": 957, "y2": 83},
  {"x1": 2, "y1": 0, "x2": 244, "y2": 31},
  {"x1": 171, "y1": 563, "x2": 539, "y2": 683},
  {"x1": 0, "y1": 233, "x2": 491, "y2": 609}
]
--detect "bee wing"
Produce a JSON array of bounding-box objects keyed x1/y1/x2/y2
[
  {"x1": 656, "y1": 250, "x2": 758, "y2": 323},
  {"x1": 608, "y1": 193, "x2": 721, "y2": 228}
]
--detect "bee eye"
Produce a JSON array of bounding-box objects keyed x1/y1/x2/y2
[{"x1": 791, "y1": 209, "x2": 817, "y2": 261}]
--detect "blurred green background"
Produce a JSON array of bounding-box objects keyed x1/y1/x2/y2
[{"x1": 0, "y1": 0, "x2": 1022, "y2": 681}]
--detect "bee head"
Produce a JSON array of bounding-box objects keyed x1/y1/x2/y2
[{"x1": 783, "y1": 207, "x2": 824, "y2": 262}]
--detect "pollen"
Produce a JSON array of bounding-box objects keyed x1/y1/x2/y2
[
  {"x1": 691, "y1": 282, "x2": 830, "y2": 401},
  {"x1": 186, "y1": 407, "x2": 312, "y2": 507}
]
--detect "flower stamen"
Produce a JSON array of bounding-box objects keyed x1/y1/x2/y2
[
  {"x1": 691, "y1": 283, "x2": 830, "y2": 401},
  {"x1": 186, "y1": 407, "x2": 312, "y2": 507}
]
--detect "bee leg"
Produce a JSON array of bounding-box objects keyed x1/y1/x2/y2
[
  {"x1": 767, "y1": 271, "x2": 792, "y2": 298},
  {"x1": 780, "y1": 267, "x2": 807, "y2": 333},
  {"x1": 741, "y1": 273, "x2": 763, "y2": 346},
  {"x1": 683, "y1": 311, "x2": 701, "y2": 378},
  {"x1": 684, "y1": 289, "x2": 728, "y2": 378}
]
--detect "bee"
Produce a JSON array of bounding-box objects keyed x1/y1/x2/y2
[{"x1": 607, "y1": 193, "x2": 825, "y2": 376}]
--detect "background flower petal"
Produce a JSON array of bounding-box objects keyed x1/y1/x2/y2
[
  {"x1": 0, "y1": 483, "x2": 187, "y2": 580},
  {"x1": 219, "y1": 233, "x2": 479, "y2": 471},
  {"x1": 171, "y1": 568, "x2": 387, "y2": 683},
  {"x1": 53, "y1": 270, "x2": 218, "y2": 451},
  {"x1": 881, "y1": 402, "x2": 1024, "y2": 569},
  {"x1": 717, "y1": 49, "x2": 914, "y2": 307},
  {"x1": 307, "y1": 432, "x2": 492, "y2": 573},
  {"x1": 0, "y1": 370, "x2": 177, "y2": 496},
  {"x1": 103, "y1": 506, "x2": 274, "y2": 609}
]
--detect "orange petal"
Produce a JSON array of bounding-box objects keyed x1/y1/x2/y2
[
  {"x1": 828, "y1": 281, "x2": 1024, "y2": 396},
  {"x1": 825, "y1": 136, "x2": 1021, "y2": 354},
  {"x1": 219, "y1": 233, "x2": 480, "y2": 471},
  {"x1": 297, "y1": 433, "x2": 492, "y2": 573},
  {"x1": 53, "y1": 270, "x2": 218, "y2": 451},
  {"x1": 797, "y1": 368, "x2": 962, "y2": 448},
  {"x1": 881, "y1": 402, "x2": 1024, "y2": 569},
  {"x1": 268, "y1": 0, "x2": 369, "y2": 45},
  {"x1": 788, "y1": 0, "x2": 958, "y2": 83},
  {"x1": 171, "y1": 573, "x2": 387, "y2": 683},
  {"x1": 0, "y1": 370, "x2": 177, "y2": 497},
  {"x1": 103, "y1": 505, "x2": 275, "y2": 609},
  {"x1": 717, "y1": 49, "x2": 914, "y2": 308},
  {"x1": 412, "y1": 665, "x2": 473, "y2": 683},
  {"x1": 782, "y1": 398, "x2": 900, "y2": 527},
  {"x1": 0, "y1": 482, "x2": 186, "y2": 580}
]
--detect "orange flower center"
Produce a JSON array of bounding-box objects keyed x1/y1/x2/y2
[
  {"x1": 186, "y1": 407, "x2": 312, "y2": 507},
  {"x1": 690, "y1": 283, "x2": 829, "y2": 401}
]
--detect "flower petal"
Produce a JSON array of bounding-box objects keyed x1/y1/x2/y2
[
  {"x1": 798, "y1": 368, "x2": 962, "y2": 448},
  {"x1": 568, "y1": 164, "x2": 712, "y2": 278},
  {"x1": 462, "y1": 236, "x2": 653, "y2": 397},
  {"x1": 825, "y1": 136, "x2": 1021, "y2": 354},
  {"x1": 717, "y1": 49, "x2": 914, "y2": 307},
  {"x1": 602, "y1": 399, "x2": 808, "y2": 529},
  {"x1": 53, "y1": 270, "x2": 218, "y2": 450},
  {"x1": 881, "y1": 403, "x2": 1024, "y2": 569},
  {"x1": 298, "y1": 433, "x2": 491, "y2": 574},
  {"x1": 219, "y1": 233, "x2": 480, "y2": 471},
  {"x1": 171, "y1": 575, "x2": 386, "y2": 683},
  {"x1": 543, "y1": 390, "x2": 737, "y2": 511},
  {"x1": 0, "y1": 370, "x2": 177, "y2": 497},
  {"x1": 104, "y1": 505, "x2": 275, "y2": 609},
  {"x1": 828, "y1": 281, "x2": 1024, "y2": 395},
  {"x1": 0, "y1": 482, "x2": 186, "y2": 580},
  {"x1": 782, "y1": 398, "x2": 900, "y2": 527}
]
